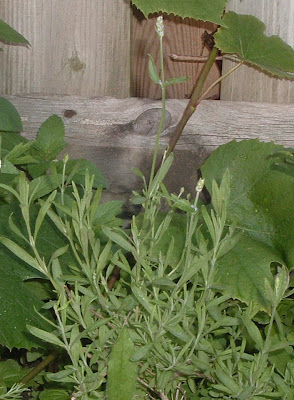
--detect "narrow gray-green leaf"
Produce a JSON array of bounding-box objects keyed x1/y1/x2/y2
[
  {"x1": 27, "y1": 326, "x2": 66, "y2": 349},
  {"x1": 102, "y1": 226, "x2": 133, "y2": 253},
  {"x1": 148, "y1": 54, "x2": 160, "y2": 84},
  {"x1": 34, "y1": 191, "x2": 57, "y2": 240},
  {"x1": 131, "y1": 284, "x2": 154, "y2": 316},
  {"x1": 242, "y1": 315, "x2": 264, "y2": 351},
  {"x1": 0, "y1": 236, "x2": 41, "y2": 272},
  {"x1": 130, "y1": 344, "x2": 152, "y2": 362},
  {"x1": 164, "y1": 76, "x2": 188, "y2": 87}
]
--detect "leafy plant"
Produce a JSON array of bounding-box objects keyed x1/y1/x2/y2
[
  {"x1": 1, "y1": 4, "x2": 294, "y2": 400},
  {"x1": 0, "y1": 111, "x2": 110, "y2": 349},
  {"x1": 201, "y1": 139, "x2": 294, "y2": 311},
  {"x1": 132, "y1": 0, "x2": 294, "y2": 153}
]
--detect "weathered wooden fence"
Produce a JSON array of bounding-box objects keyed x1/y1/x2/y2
[
  {"x1": 4, "y1": 95, "x2": 294, "y2": 206},
  {"x1": 0, "y1": 0, "x2": 220, "y2": 99},
  {"x1": 0, "y1": 0, "x2": 132, "y2": 97}
]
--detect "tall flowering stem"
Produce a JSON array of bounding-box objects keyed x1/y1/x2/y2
[{"x1": 148, "y1": 16, "x2": 166, "y2": 193}]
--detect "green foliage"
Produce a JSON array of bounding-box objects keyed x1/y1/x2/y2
[
  {"x1": 11, "y1": 164, "x2": 293, "y2": 399},
  {"x1": 1, "y1": 6, "x2": 294, "y2": 400},
  {"x1": 133, "y1": 1, "x2": 294, "y2": 83},
  {"x1": 39, "y1": 389, "x2": 69, "y2": 400},
  {"x1": 214, "y1": 12, "x2": 294, "y2": 79},
  {"x1": 132, "y1": 0, "x2": 229, "y2": 25},
  {"x1": 201, "y1": 140, "x2": 294, "y2": 310},
  {"x1": 0, "y1": 99, "x2": 22, "y2": 133},
  {"x1": 0, "y1": 269, "x2": 51, "y2": 350},
  {"x1": 0, "y1": 19, "x2": 29, "y2": 46},
  {"x1": 31, "y1": 115, "x2": 67, "y2": 161},
  {"x1": 0, "y1": 103, "x2": 109, "y2": 351}
]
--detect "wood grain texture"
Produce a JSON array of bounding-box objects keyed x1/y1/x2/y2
[
  {"x1": 132, "y1": 8, "x2": 221, "y2": 99},
  {"x1": 0, "y1": 0, "x2": 131, "y2": 98},
  {"x1": 221, "y1": 0, "x2": 294, "y2": 103},
  {"x1": 4, "y1": 95, "x2": 294, "y2": 205}
]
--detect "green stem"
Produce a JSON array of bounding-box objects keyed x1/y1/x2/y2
[
  {"x1": 167, "y1": 46, "x2": 218, "y2": 156},
  {"x1": 20, "y1": 351, "x2": 59, "y2": 385},
  {"x1": 148, "y1": 35, "x2": 166, "y2": 191}
]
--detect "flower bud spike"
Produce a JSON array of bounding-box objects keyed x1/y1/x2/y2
[
  {"x1": 196, "y1": 178, "x2": 205, "y2": 193},
  {"x1": 156, "y1": 16, "x2": 164, "y2": 38}
]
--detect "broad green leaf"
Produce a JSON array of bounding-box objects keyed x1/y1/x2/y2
[
  {"x1": 0, "y1": 359, "x2": 28, "y2": 386},
  {"x1": 0, "y1": 269, "x2": 51, "y2": 350},
  {"x1": 216, "y1": 236, "x2": 280, "y2": 311},
  {"x1": 214, "y1": 12, "x2": 294, "y2": 79},
  {"x1": 0, "y1": 19, "x2": 29, "y2": 45},
  {"x1": 0, "y1": 98, "x2": 22, "y2": 133},
  {"x1": 107, "y1": 328, "x2": 137, "y2": 400},
  {"x1": 0, "y1": 159, "x2": 19, "y2": 175},
  {"x1": 32, "y1": 115, "x2": 67, "y2": 161},
  {"x1": 131, "y1": 0, "x2": 229, "y2": 26},
  {"x1": 0, "y1": 132, "x2": 27, "y2": 156},
  {"x1": 201, "y1": 139, "x2": 294, "y2": 311}
]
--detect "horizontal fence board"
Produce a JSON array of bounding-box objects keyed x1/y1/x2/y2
[
  {"x1": 4, "y1": 95, "x2": 294, "y2": 204},
  {"x1": 0, "y1": 0, "x2": 131, "y2": 97}
]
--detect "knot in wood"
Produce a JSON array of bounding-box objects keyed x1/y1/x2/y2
[{"x1": 134, "y1": 108, "x2": 171, "y2": 136}]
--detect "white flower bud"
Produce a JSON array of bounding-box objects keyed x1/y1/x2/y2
[
  {"x1": 196, "y1": 178, "x2": 205, "y2": 193},
  {"x1": 156, "y1": 16, "x2": 164, "y2": 37}
]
